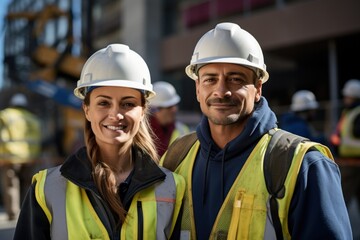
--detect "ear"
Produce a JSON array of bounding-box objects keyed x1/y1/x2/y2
[
  {"x1": 83, "y1": 103, "x2": 91, "y2": 122},
  {"x1": 255, "y1": 80, "x2": 262, "y2": 102},
  {"x1": 195, "y1": 80, "x2": 200, "y2": 102}
]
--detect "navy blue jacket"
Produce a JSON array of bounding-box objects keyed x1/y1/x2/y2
[
  {"x1": 192, "y1": 97, "x2": 352, "y2": 239},
  {"x1": 279, "y1": 111, "x2": 328, "y2": 145}
]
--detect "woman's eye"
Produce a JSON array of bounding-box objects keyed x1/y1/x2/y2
[
  {"x1": 123, "y1": 102, "x2": 136, "y2": 108},
  {"x1": 98, "y1": 101, "x2": 110, "y2": 106}
]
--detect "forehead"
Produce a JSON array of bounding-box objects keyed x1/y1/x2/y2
[
  {"x1": 91, "y1": 86, "x2": 142, "y2": 98},
  {"x1": 198, "y1": 63, "x2": 254, "y2": 76}
]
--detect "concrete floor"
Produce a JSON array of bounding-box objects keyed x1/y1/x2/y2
[{"x1": 0, "y1": 210, "x2": 16, "y2": 240}]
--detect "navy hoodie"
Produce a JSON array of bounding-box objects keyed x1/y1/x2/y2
[{"x1": 192, "y1": 97, "x2": 352, "y2": 239}]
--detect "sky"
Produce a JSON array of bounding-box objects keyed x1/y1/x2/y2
[{"x1": 0, "y1": 0, "x2": 11, "y2": 88}]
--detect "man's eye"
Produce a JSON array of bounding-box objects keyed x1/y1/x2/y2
[
  {"x1": 203, "y1": 78, "x2": 215, "y2": 83},
  {"x1": 230, "y1": 77, "x2": 246, "y2": 84}
]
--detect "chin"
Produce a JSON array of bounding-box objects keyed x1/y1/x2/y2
[{"x1": 114, "y1": 137, "x2": 127, "y2": 143}]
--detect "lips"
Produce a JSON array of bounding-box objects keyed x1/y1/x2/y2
[
  {"x1": 211, "y1": 103, "x2": 235, "y2": 107},
  {"x1": 207, "y1": 98, "x2": 238, "y2": 106},
  {"x1": 105, "y1": 125, "x2": 126, "y2": 131}
]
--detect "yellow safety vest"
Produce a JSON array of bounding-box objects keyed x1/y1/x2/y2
[
  {"x1": 169, "y1": 121, "x2": 190, "y2": 146},
  {"x1": 0, "y1": 107, "x2": 41, "y2": 164},
  {"x1": 171, "y1": 133, "x2": 333, "y2": 240},
  {"x1": 339, "y1": 106, "x2": 360, "y2": 157},
  {"x1": 33, "y1": 166, "x2": 185, "y2": 239}
]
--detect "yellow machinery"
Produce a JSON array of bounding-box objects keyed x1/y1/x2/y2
[{"x1": 6, "y1": 4, "x2": 88, "y2": 159}]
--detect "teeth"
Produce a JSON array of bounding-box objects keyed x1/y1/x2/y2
[{"x1": 107, "y1": 125, "x2": 125, "y2": 130}]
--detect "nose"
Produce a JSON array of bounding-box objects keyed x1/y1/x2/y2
[
  {"x1": 168, "y1": 105, "x2": 177, "y2": 113},
  {"x1": 108, "y1": 107, "x2": 124, "y2": 120},
  {"x1": 214, "y1": 79, "x2": 231, "y2": 98}
]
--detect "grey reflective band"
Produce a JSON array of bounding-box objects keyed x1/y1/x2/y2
[
  {"x1": 264, "y1": 199, "x2": 277, "y2": 240},
  {"x1": 156, "y1": 167, "x2": 177, "y2": 238},
  {"x1": 44, "y1": 166, "x2": 68, "y2": 239}
]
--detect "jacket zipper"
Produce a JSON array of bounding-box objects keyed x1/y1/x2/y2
[
  {"x1": 88, "y1": 190, "x2": 120, "y2": 239},
  {"x1": 137, "y1": 201, "x2": 144, "y2": 240},
  {"x1": 123, "y1": 176, "x2": 164, "y2": 208}
]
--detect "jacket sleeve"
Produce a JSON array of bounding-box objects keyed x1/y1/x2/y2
[
  {"x1": 288, "y1": 150, "x2": 353, "y2": 239},
  {"x1": 13, "y1": 182, "x2": 51, "y2": 240}
]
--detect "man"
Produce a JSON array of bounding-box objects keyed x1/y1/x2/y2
[
  {"x1": 149, "y1": 81, "x2": 190, "y2": 156},
  {"x1": 280, "y1": 90, "x2": 327, "y2": 145},
  {"x1": 330, "y1": 79, "x2": 360, "y2": 237},
  {"x1": 0, "y1": 93, "x2": 42, "y2": 220},
  {"x1": 330, "y1": 79, "x2": 360, "y2": 157},
  {"x1": 161, "y1": 22, "x2": 351, "y2": 239}
]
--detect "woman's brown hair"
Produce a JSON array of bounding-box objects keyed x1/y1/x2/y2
[{"x1": 83, "y1": 90, "x2": 159, "y2": 223}]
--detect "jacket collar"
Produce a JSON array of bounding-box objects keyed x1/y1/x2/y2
[{"x1": 60, "y1": 146, "x2": 166, "y2": 200}]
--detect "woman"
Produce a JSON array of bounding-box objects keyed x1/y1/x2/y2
[{"x1": 13, "y1": 44, "x2": 185, "y2": 240}]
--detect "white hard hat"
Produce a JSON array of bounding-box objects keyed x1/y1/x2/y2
[
  {"x1": 149, "y1": 81, "x2": 180, "y2": 108},
  {"x1": 74, "y1": 44, "x2": 155, "y2": 99},
  {"x1": 290, "y1": 90, "x2": 319, "y2": 112},
  {"x1": 10, "y1": 93, "x2": 28, "y2": 107},
  {"x1": 342, "y1": 79, "x2": 360, "y2": 98},
  {"x1": 185, "y1": 22, "x2": 269, "y2": 83}
]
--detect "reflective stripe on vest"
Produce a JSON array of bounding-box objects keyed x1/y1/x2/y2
[
  {"x1": 339, "y1": 106, "x2": 360, "y2": 157},
  {"x1": 33, "y1": 165, "x2": 185, "y2": 240},
  {"x1": 174, "y1": 133, "x2": 333, "y2": 240},
  {"x1": 156, "y1": 167, "x2": 178, "y2": 237}
]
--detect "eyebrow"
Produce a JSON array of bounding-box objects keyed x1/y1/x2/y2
[
  {"x1": 201, "y1": 71, "x2": 249, "y2": 78},
  {"x1": 95, "y1": 95, "x2": 137, "y2": 100},
  {"x1": 227, "y1": 71, "x2": 248, "y2": 77}
]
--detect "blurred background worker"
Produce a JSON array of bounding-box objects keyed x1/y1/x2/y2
[
  {"x1": 330, "y1": 79, "x2": 360, "y2": 229},
  {"x1": 330, "y1": 79, "x2": 360, "y2": 157},
  {"x1": 0, "y1": 93, "x2": 42, "y2": 220},
  {"x1": 149, "y1": 81, "x2": 190, "y2": 156},
  {"x1": 280, "y1": 90, "x2": 327, "y2": 145}
]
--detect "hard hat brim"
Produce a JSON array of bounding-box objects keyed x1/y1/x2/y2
[
  {"x1": 291, "y1": 102, "x2": 319, "y2": 112},
  {"x1": 150, "y1": 95, "x2": 180, "y2": 108},
  {"x1": 74, "y1": 79, "x2": 155, "y2": 100},
  {"x1": 185, "y1": 57, "x2": 269, "y2": 83}
]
